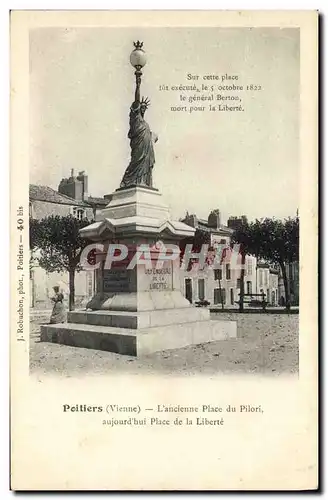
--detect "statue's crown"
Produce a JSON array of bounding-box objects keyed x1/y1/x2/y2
[
  {"x1": 133, "y1": 40, "x2": 144, "y2": 50},
  {"x1": 140, "y1": 96, "x2": 150, "y2": 108}
]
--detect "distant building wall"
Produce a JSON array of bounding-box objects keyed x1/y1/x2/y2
[{"x1": 31, "y1": 200, "x2": 94, "y2": 221}]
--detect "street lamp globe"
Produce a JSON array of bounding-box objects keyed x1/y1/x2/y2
[{"x1": 130, "y1": 41, "x2": 147, "y2": 69}]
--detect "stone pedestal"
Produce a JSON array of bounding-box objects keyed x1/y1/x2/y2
[{"x1": 40, "y1": 186, "x2": 237, "y2": 356}]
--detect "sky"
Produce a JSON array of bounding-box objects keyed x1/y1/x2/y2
[{"x1": 29, "y1": 27, "x2": 299, "y2": 223}]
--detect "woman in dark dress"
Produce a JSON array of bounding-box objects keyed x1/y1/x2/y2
[{"x1": 49, "y1": 286, "x2": 66, "y2": 324}]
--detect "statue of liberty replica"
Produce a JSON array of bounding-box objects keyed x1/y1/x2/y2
[
  {"x1": 120, "y1": 41, "x2": 158, "y2": 189},
  {"x1": 40, "y1": 40, "x2": 236, "y2": 357}
]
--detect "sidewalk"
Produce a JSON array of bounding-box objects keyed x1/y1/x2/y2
[{"x1": 210, "y1": 306, "x2": 299, "y2": 314}]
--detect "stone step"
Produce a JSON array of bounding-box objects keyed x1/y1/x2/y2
[
  {"x1": 40, "y1": 319, "x2": 237, "y2": 357},
  {"x1": 68, "y1": 307, "x2": 210, "y2": 329}
]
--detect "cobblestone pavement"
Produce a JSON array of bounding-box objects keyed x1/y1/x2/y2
[{"x1": 29, "y1": 312, "x2": 298, "y2": 377}]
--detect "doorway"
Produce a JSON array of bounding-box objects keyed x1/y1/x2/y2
[
  {"x1": 214, "y1": 288, "x2": 226, "y2": 305},
  {"x1": 185, "y1": 278, "x2": 192, "y2": 303}
]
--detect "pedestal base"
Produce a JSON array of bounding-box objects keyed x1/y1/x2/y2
[{"x1": 40, "y1": 319, "x2": 237, "y2": 357}]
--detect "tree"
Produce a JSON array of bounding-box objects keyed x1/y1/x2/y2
[
  {"x1": 230, "y1": 218, "x2": 259, "y2": 312},
  {"x1": 29, "y1": 215, "x2": 93, "y2": 311},
  {"x1": 231, "y1": 216, "x2": 299, "y2": 312},
  {"x1": 179, "y1": 228, "x2": 211, "y2": 270},
  {"x1": 251, "y1": 217, "x2": 299, "y2": 311}
]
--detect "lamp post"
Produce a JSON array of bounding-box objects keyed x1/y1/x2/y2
[{"x1": 130, "y1": 41, "x2": 147, "y2": 103}]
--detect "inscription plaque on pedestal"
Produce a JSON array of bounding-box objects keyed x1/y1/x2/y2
[
  {"x1": 145, "y1": 264, "x2": 173, "y2": 291},
  {"x1": 103, "y1": 269, "x2": 131, "y2": 293}
]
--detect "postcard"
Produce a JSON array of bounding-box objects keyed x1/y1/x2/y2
[{"x1": 10, "y1": 10, "x2": 318, "y2": 490}]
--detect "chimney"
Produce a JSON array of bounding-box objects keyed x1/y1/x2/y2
[
  {"x1": 208, "y1": 210, "x2": 221, "y2": 228},
  {"x1": 77, "y1": 171, "x2": 89, "y2": 201},
  {"x1": 58, "y1": 170, "x2": 83, "y2": 201},
  {"x1": 183, "y1": 213, "x2": 197, "y2": 228}
]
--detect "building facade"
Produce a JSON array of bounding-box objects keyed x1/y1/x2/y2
[
  {"x1": 256, "y1": 262, "x2": 279, "y2": 306},
  {"x1": 180, "y1": 211, "x2": 280, "y2": 308}
]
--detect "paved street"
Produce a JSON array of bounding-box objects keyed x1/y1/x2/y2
[{"x1": 29, "y1": 312, "x2": 298, "y2": 377}]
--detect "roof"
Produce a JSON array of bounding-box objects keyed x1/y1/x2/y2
[
  {"x1": 197, "y1": 220, "x2": 233, "y2": 235},
  {"x1": 29, "y1": 184, "x2": 91, "y2": 207},
  {"x1": 87, "y1": 196, "x2": 108, "y2": 206},
  {"x1": 257, "y1": 262, "x2": 270, "y2": 269},
  {"x1": 217, "y1": 224, "x2": 233, "y2": 234},
  {"x1": 182, "y1": 218, "x2": 233, "y2": 237},
  {"x1": 197, "y1": 220, "x2": 210, "y2": 231},
  {"x1": 182, "y1": 215, "x2": 233, "y2": 235}
]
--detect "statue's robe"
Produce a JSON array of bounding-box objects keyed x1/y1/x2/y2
[{"x1": 120, "y1": 103, "x2": 155, "y2": 188}]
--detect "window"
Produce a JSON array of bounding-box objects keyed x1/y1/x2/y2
[
  {"x1": 247, "y1": 281, "x2": 252, "y2": 294},
  {"x1": 198, "y1": 279, "x2": 205, "y2": 301},
  {"x1": 214, "y1": 268, "x2": 222, "y2": 281},
  {"x1": 237, "y1": 278, "x2": 241, "y2": 289},
  {"x1": 259, "y1": 270, "x2": 264, "y2": 287},
  {"x1": 73, "y1": 207, "x2": 86, "y2": 220},
  {"x1": 246, "y1": 258, "x2": 253, "y2": 276},
  {"x1": 230, "y1": 288, "x2": 234, "y2": 305},
  {"x1": 226, "y1": 263, "x2": 231, "y2": 280}
]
